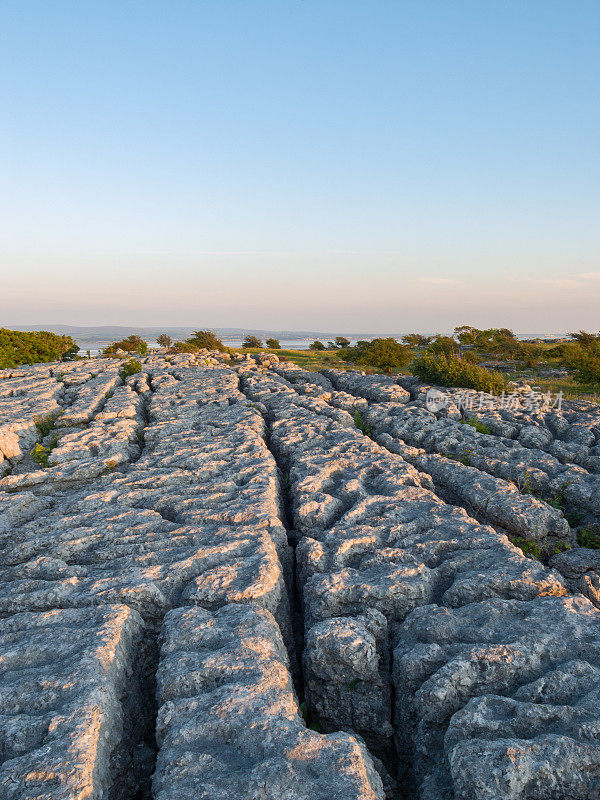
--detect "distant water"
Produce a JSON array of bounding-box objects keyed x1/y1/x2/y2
[
  {"x1": 82, "y1": 333, "x2": 564, "y2": 357},
  {"x1": 83, "y1": 338, "x2": 364, "y2": 356},
  {"x1": 222, "y1": 338, "x2": 363, "y2": 350}
]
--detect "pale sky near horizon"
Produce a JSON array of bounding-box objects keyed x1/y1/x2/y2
[{"x1": 1, "y1": 1, "x2": 599, "y2": 333}]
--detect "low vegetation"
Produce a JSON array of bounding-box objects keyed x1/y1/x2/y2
[
  {"x1": 561, "y1": 336, "x2": 600, "y2": 391},
  {"x1": 340, "y1": 338, "x2": 411, "y2": 372},
  {"x1": 410, "y1": 351, "x2": 508, "y2": 393},
  {"x1": 460, "y1": 417, "x2": 492, "y2": 434},
  {"x1": 181, "y1": 330, "x2": 228, "y2": 352},
  {"x1": 243, "y1": 335, "x2": 263, "y2": 348},
  {"x1": 577, "y1": 526, "x2": 600, "y2": 550},
  {"x1": 353, "y1": 410, "x2": 372, "y2": 438},
  {"x1": 119, "y1": 359, "x2": 142, "y2": 380},
  {"x1": 0, "y1": 328, "x2": 79, "y2": 368},
  {"x1": 103, "y1": 335, "x2": 148, "y2": 357}
]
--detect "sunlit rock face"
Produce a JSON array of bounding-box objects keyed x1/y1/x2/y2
[{"x1": 1, "y1": 353, "x2": 600, "y2": 799}]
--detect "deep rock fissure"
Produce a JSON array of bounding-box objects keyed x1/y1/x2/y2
[
  {"x1": 239, "y1": 369, "x2": 403, "y2": 796},
  {"x1": 237, "y1": 373, "x2": 305, "y2": 694}
]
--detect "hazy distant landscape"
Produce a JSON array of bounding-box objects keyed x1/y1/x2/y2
[{"x1": 4, "y1": 323, "x2": 572, "y2": 355}]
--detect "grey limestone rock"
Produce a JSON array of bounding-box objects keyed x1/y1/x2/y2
[{"x1": 154, "y1": 604, "x2": 386, "y2": 800}]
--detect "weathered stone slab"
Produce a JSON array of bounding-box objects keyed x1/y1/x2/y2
[
  {"x1": 154, "y1": 604, "x2": 385, "y2": 800},
  {"x1": 0, "y1": 604, "x2": 146, "y2": 800},
  {"x1": 394, "y1": 595, "x2": 600, "y2": 800}
]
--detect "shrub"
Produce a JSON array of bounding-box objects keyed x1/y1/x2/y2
[
  {"x1": 334, "y1": 336, "x2": 351, "y2": 348},
  {"x1": 513, "y1": 536, "x2": 571, "y2": 560},
  {"x1": 309, "y1": 340, "x2": 325, "y2": 351},
  {"x1": 156, "y1": 333, "x2": 172, "y2": 347},
  {"x1": 402, "y1": 333, "x2": 430, "y2": 347},
  {"x1": 341, "y1": 338, "x2": 411, "y2": 372},
  {"x1": 428, "y1": 335, "x2": 460, "y2": 356},
  {"x1": 515, "y1": 342, "x2": 544, "y2": 368},
  {"x1": 410, "y1": 352, "x2": 507, "y2": 393},
  {"x1": 513, "y1": 537, "x2": 542, "y2": 559},
  {"x1": 569, "y1": 330, "x2": 600, "y2": 347},
  {"x1": 35, "y1": 416, "x2": 56, "y2": 438},
  {"x1": 168, "y1": 341, "x2": 199, "y2": 353},
  {"x1": 119, "y1": 359, "x2": 142, "y2": 380},
  {"x1": 103, "y1": 335, "x2": 148, "y2": 356},
  {"x1": 187, "y1": 330, "x2": 227, "y2": 352},
  {"x1": 31, "y1": 443, "x2": 51, "y2": 467},
  {"x1": 61, "y1": 344, "x2": 80, "y2": 361},
  {"x1": 243, "y1": 335, "x2": 262, "y2": 348},
  {"x1": 266, "y1": 338, "x2": 280, "y2": 349},
  {"x1": 0, "y1": 328, "x2": 79, "y2": 368},
  {"x1": 562, "y1": 342, "x2": 600, "y2": 390}
]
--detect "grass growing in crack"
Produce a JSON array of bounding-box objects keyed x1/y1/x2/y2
[
  {"x1": 577, "y1": 526, "x2": 600, "y2": 549},
  {"x1": 545, "y1": 481, "x2": 572, "y2": 511},
  {"x1": 459, "y1": 417, "x2": 491, "y2": 435},
  {"x1": 31, "y1": 443, "x2": 50, "y2": 467},
  {"x1": 443, "y1": 449, "x2": 473, "y2": 466},
  {"x1": 513, "y1": 536, "x2": 571, "y2": 561},
  {"x1": 353, "y1": 410, "x2": 372, "y2": 438},
  {"x1": 515, "y1": 470, "x2": 535, "y2": 495},
  {"x1": 119, "y1": 359, "x2": 142, "y2": 381},
  {"x1": 35, "y1": 416, "x2": 55, "y2": 438},
  {"x1": 513, "y1": 537, "x2": 542, "y2": 559},
  {"x1": 30, "y1": 434, "x2": 59, "y2": 467},
  {"x1": 299, "y1": 702, "x2": 323, "y2": 732},
  {"x1": 518, "y1": 479, "x2": 582, "y2": 527}
]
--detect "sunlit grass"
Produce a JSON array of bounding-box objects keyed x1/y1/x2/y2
[{"x1": 230, "y1": 347, "x2": 371, "y2": 372}]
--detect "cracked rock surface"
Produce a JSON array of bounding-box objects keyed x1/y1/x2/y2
[{"x1": 1, "y1": 355, "x2": 600, "y2": 799}]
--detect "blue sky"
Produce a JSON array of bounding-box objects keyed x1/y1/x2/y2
[{"x1": 1, "y1": 1, "x2": 599, "y2": 332}]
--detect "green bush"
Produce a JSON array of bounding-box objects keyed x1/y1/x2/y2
[
  {"x1": 103, "y1": 335, "x2": 148, "y2": 357},
  {"x1": 341, "y1": 338, "x2": 410, "y2": 372},
  {"x1": 35, "y1": 416, "x2": 56, "y2": 438},
  {"x1": 410, "y1": 352, "x2": 507, "y2": 393},
  {"x1": 309, "y1": 340, "x2": 325, "y2": 351},
  {"x1": 168, "y1": 341, "x2": 200, "y2": 354},
  {"x1": 266, "y1": 338, "x2": 280, "y2": 349},
  {"x1": 428, "y1": 335, "x2": 460, "y2": 356},
  {"x1": 31, "y1": 443, "x2": 52, "y2": 467},
  {"x1": 562, "y1": 342, "x2": 600, "y2": 390},
  {"x1": 186, "y1": 330, "x2": 227, "y2": 352},
  {"x1": 402, "y1": 333, "x2": 430, "y2": 347},
  {"x1": 515, "y1": 342, "x2": 544, "y2": 367},
  {"x1": 119, "y1": 359, "x2": 142, "y2": 380},
  {"x1": 0, "y1": 328, "x2": 79, "y2": 368},
  {"x1": 157, "y1": 333, "x2": 172, "y2": 347},
  {"x1": 243, "y1": 335, "x2": 263, "y2": 348},
  {"x1": 334, "y1": 336, "x2": 351, "y2": 348}
]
